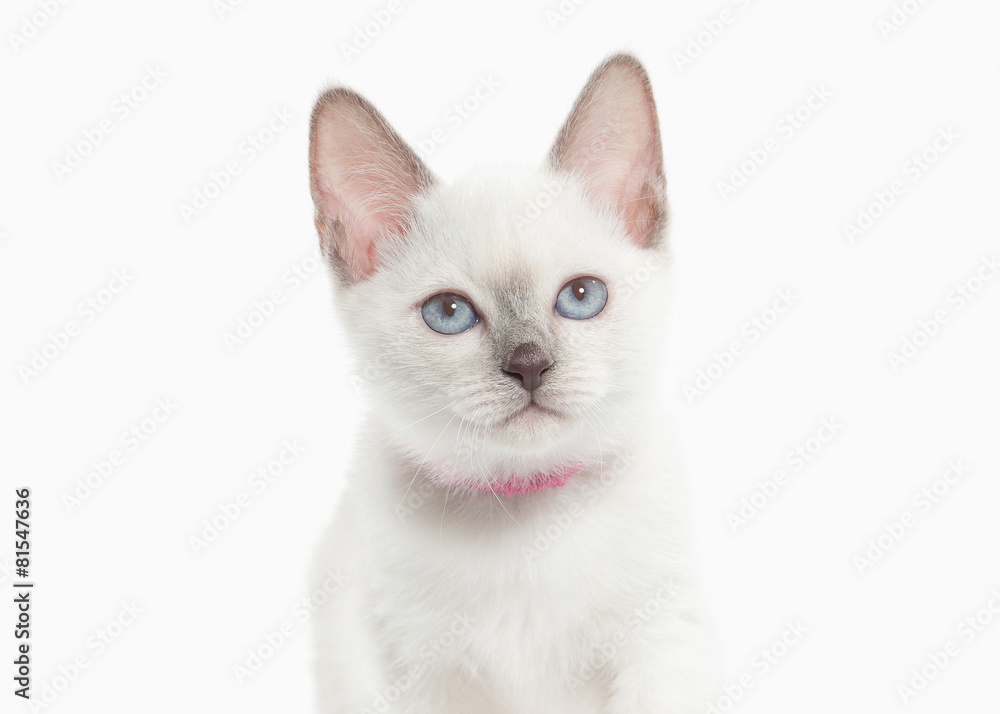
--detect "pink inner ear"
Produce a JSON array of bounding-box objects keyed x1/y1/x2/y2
[
  {"x1": 549, "y1": 55, "x2": 666, "y2": 248},
  {"x1": 309, "y1": 89, "x2": 433, "y2": 281}
]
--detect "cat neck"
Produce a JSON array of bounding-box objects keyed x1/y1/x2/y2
[{"x1": 445, "y1": 462, "x2": 586, "y2": 498}]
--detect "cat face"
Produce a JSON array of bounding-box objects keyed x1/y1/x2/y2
[{"x1": 309, "y1": 55, "x2": 670, "y2": 488}]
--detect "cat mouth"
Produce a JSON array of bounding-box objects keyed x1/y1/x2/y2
[{"x1": 503, "y1": 401, "x2": 560, "y2": 424}]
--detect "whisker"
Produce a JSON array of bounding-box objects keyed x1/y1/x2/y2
[
  {"x1": 438, "y1": 483, "x2": 452, "y2": 542},
  {"x1": 585, "y1": 404, "x2": 619, "y2": 468},
  {"x1": 393, "y1": 412, "x2": 456, "y2": 521},
  {"x1": 369, "y1": 400, "x2": 456, "y2": 456},
  {"x1": 468, "y1": 422, "x2": 519, "y2": 525}
]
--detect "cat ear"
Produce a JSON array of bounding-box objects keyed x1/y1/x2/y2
[
  {"x1": 548, "y1": 54, "x2": 666, "y2": 248},
  {"x1": 309, "y1": 88, "x2": 435, "y2": 282}
]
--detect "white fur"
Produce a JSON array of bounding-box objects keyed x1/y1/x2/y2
[{"x1": 309, "y1": 57, "x2": 718, "y2": 714}]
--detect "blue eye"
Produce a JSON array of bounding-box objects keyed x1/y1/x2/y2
[
  {"x1": 555, "y1": 277, "x2": 608, "y2": 319},
  {"x1": 421, "y1": 293, "x2": 479, "y2": 334}
]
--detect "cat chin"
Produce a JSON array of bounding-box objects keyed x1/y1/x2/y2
[
  {"x1": 393, "y1": 409, "x2": 597, "y2": 483},
  {"x1": 494, "y1": 401, "x2": 562, "y2": 433},
  {"x1": 484, "y1": 406, "x2": 604, "y2": 458}
]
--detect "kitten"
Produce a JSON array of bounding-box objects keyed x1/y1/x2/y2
[{"x1": 307, "y1": 54, "x2": 717, "y2": 714}]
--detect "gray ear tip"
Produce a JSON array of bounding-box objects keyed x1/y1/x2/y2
[
  {"x1": 310, "y1": 87, "x2": 346, "y2": 143},
  {"x1": 577, "y1": 53, "x2": 657, "y2": 116},
  {"x1": 313, "y1": 85, "x2": 366, "y2": 106},
  {"x1": 595, "y1": 53, "x2": 651, "y2": 82},
  {"x1": 310, "y1": 86, "x2": 366, "y2": 126},
  {"x1": 601, "y1": 52, "x2": 645, "y2": 68}
]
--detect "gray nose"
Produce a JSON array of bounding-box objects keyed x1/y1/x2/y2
[{"x1": 504, "y1": 342, "x2": 553, "y2": 392}]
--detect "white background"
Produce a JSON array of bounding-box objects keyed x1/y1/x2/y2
[{"x1": 2, "y1": 0, "x2": 998, "y2": 712}]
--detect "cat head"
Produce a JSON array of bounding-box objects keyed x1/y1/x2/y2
[{"x1": 309, "y1": 54, "x2": 670, "y2": 494}]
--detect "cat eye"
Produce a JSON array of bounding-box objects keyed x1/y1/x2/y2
[
  {"x1": 421, "y1": 293, "x2": 479, "y2": 335},
  {"x1": 555, "y1": 277, "x2": 608, "y2": 320}
]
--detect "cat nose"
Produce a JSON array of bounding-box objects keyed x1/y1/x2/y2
[{"x1": 504, "y1": 342, "x2": 553, "y2": 392}]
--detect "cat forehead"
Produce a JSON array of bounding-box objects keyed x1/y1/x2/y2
[{"x1": 407, "y1": 168, "x2": 626, "y2": 275}]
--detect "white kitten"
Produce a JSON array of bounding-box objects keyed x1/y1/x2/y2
[{"x1": 308, "y1": 54, "x2": 717, "y2": 714}]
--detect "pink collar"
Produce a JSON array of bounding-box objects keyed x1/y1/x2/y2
[{"x1": 459, "y1": 463, "x2": 585, "y2": 498}]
